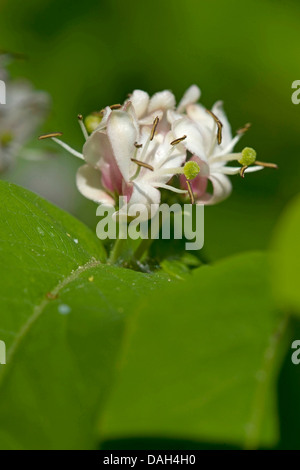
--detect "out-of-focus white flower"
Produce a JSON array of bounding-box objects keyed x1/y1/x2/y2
[{"x1": 0, "y1": 56, "x2": 50, "y2": 172}]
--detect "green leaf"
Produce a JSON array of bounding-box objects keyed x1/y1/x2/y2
[
  {"x1": 0, "y1": 181, "x2": 167, "y2": 449},
  {"x1": 271, "y1": 194, "x2": 300, "y2": 315},
  {"x1": 100, "y1": 252, "x2": 287, "y2": 449}
]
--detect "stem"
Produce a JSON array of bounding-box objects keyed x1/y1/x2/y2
[
  {"x1": 108, "y1": 237, "x2": 128, "y2": 264},
  {"x1": 133, "y1": 237, "x2": 154, "y2": 262}
]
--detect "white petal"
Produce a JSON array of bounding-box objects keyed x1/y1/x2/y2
[
  {"x1": 138, "y1": 109, "x2": 163, "y2": 126},
  {"x1": 148, "y1": 90, "x2": 176, "y2": 113},
  {"x1": 83, "y1": 130, "x2": 111, "y2": 168},
  {"x1": 172, "y1": 117, "x2": 207, "y2": 160},
  {"x1": 177, "y1": 85, "x2": 201, "y2": 112},
  {"x1": 167, "y1": 109, "x2": 182, "y2": 124},
  {"x1": 107, "y1": 110, "x2": 138, "y2": 182},
  {"x1": 186, "y1": 103, "x2": 211, "y2": 127},
  {"x1": 244, "y1": 165, "x2": 264, "y2": 173},
  {"x1": 76, "y1": 164, "x2": 115, "y2": 205},
  {"x1": 217, "y1": 166, "x2": 241, "y2": 175},
  {"x1": 198, "y1": 173, "x2": 232, "y2": 205},
  {"x1": 129, "y1": 90, "x2": 149, "y2": 118}
]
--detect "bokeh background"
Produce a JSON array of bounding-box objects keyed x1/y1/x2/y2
[{"x1": 0, "y1": 0, "x2": 299, "y2": 449}]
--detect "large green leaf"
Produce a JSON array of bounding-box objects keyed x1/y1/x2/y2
[
  {"x1": 0, "y1": 181, "x2": 167, "y2": 449},
  {"x1": 100, "y1": 252, "x2": 287, "y2": 449},
  {"x1": 271, "y1": 194, "x2": 300, "y2": 315}
]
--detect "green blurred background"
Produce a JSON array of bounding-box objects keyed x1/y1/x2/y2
[{"x1": 0, "y1": 0, "x2": 299, "y2": 449}]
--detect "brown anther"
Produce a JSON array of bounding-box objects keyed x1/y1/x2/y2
[
  {"x1": 38, "y1": 132, "x2": 63, "y2": 140},
  {"x1": 240, "y1": 165, "x2": 248, "y2": 178},
  {"x1": 237, "y1": 123, "x2": 252, "y2": 135},
  {"x1": 77, "y1": 114, "x2": 83, "y2": 120},
  {"x1": 170, "y1": 135, "x2": 187, "y2": 146},
  {"x1": 186, "y1": 180, "x2": 195, "y2": 204},
  {"x1": 134, "y1": 142, "x2": 143, "y2": 148},
  {"x1": 255, "y1": 161, "x2": 278, "y2": 169},
  {"x1": 109, "y1": 104, "x2": 122, "y2": 110},
  {"x1": 150, "y1": 116, "x2": 160, "y2": 141},
  {"x1": 206, "y1": 109, "x2": 223, "y2": 145},
  {"x1": 131, "y1": 158, "x2": 154, "y2": 171}
]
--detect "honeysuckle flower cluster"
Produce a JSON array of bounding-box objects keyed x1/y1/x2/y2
[
  {"x1": 0, "y1": 54, "x2": 50, "y2": 172},
  {"x1": 40, "y1": 85, "x2": 277, "y2": 218}
]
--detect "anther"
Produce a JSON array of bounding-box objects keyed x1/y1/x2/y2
[
  {"x1": 240, "y1": 165, "x2": 248, "y2": 178},
  {"x1": 255, "y1": 161, "x2": 278, "y2": 169},
  {"x1": 38, "y1": 132, "x2": 63, "y2": 140},
  {"x1": 206, "y1": 109, "x2": 223, "y2": 145},
  {"x1": 77, "y1": 114, "x2": 88, "y2": 140},
  {"x1": 170, "y1": 135, "x2": 187, "y2": 146},
  {"x1": 150, "y1": 116, "x2": 159, "y2": 141},
  {"x1": 237, "y1": 123, "x2": 252, "y2": 135},
  {"x1": 109, "y1": 104, "x2": 122, "y2": 110},
  {"x1": 131, "y1": 158, "x2": 154, "y2": 171},
  {"x1": 134, "y1": 142, "x2": 143, "y2": 148}
]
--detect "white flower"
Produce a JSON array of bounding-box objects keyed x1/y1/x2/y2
[
  {"x1": 171, "y1": 99, "x2": 271, "y2": 204},
  {"x1": 44, "y1": 84, "x2": 276, "y2": 212},
  {"x1": 49, "y1": 105, "x2": 187, "y2": 219}
]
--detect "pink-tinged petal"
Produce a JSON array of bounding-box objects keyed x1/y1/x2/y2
[
  {"x1": 180, "y1": 156, "x2": 209, "y2": 199},
  {"x1": 172, "y1": 117, "x2": 207, "y2": 160},
  {"x1": 177, "y1": 85, "x2": 201, "y2": 112},
  {"x1": 116, "y1": 182, "x2": 161, "y2": 221},
  {"x1": 107, "y1": 110, "x2": 138, "y2": 182},
  {"x1": 83, "y1": 131, "x2": 124, "y2": 194},
  {"x1": 148, "y1": 90, "x2": 176, "y2": 113},
  {"x1": 129, "y1": 90, "x2": 149, "y2": 118},
  {"x1": 76, "y1": 164, "x2": 115, "y2": 205}
]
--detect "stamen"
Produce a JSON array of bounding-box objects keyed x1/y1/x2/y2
[
  {"x1": 150, "y1": 116, "x2": 159, "y2": 141},
  {"x1": 186, "y1": 180, "x2": 195, "y2": 204},
  {"x1": 240, "y1": 165, "x2": 248, "y2": 178},
  {"x1": 41, "y1": 135, "x2": 84, "y2": 160},
  {"x1": 206, "y1": 109, "x2": 223, "y2": 145},
  {"x1": 255, "y1": 161, "x2": 278, "y2": 169},
  {"x1": 134, "y1": 142, "x2": 143, "y2": 148},
  {"x1": 170, "y1": 135, "x2": 187, "y2": 146},
  {"x1": 131, "y1": 158, "x2": 154, "y2": 171},
  {"x1": 77, "y1": 114, "x2": 89, "y2": 140},
  {"x1": 38, "y1": 132, "x2": 63, "y2": 140},
  {"x1": 237, "y1": 123, "x2": 251, "y2": 135},
  {"x1": 109, "y1": 104, "x2": 122, "y2": 110}
]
